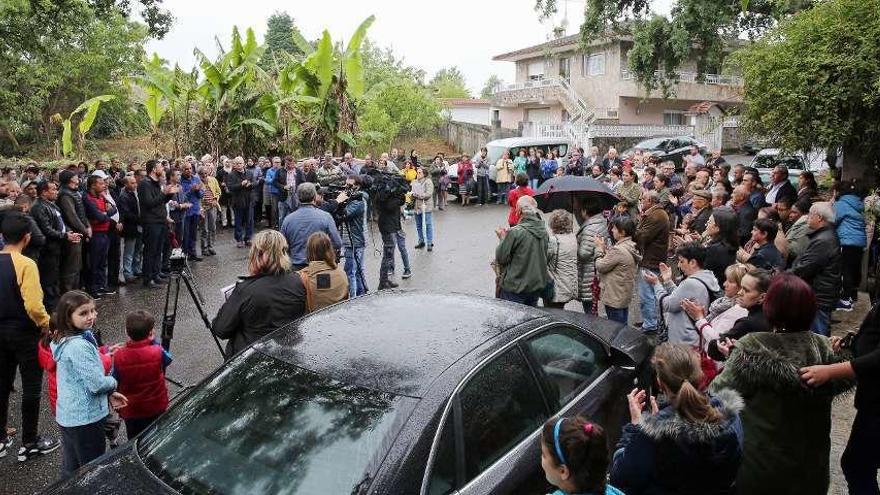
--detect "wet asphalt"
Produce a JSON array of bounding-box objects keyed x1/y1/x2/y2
[{"x1": 4, "y1": 200, "x2": 562, "y2": 494}]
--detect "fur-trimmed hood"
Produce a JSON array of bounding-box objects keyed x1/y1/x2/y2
[{"x1": 639, "y1": 388, "x2": 744, "y2": 444}]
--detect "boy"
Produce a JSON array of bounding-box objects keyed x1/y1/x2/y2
[{"x1": 112, "y1": 310, "x2": 172, "y2": 439}]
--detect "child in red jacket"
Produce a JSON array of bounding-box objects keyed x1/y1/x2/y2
[{"x1": 112, "y1": 310, "x2": 172, "y2": 439}]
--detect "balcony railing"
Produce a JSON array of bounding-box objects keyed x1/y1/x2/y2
[
  {"x1": 621, "y1": 69, "x2": 743, "y2": 87},
  {"x1": 523, "y1": 121, "x2": 695, "y2": 140},
  {"x1": 493, "y1": 77, "x2": 560, "y2": 93}
]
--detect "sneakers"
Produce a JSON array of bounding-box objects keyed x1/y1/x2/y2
[
  {"x1": 17, "y1": 436, "x2": 59, "y2": 462},
  {"x1": 99, "y1": 287, "x2": 117, "y2": 296},
  {"x1": 836, "y1": 298, "x2": 854, "y2": 312},
  {"x1": 0, "y1": 436, "x2": 12, "y2": 458},
  {"x1": 402, "y1": 270, "x2": 412, "y2": 279}
]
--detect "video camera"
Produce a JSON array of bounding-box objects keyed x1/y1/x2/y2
[{"x1": 362, "y1": 169, "x2": 409, "y2": 203}]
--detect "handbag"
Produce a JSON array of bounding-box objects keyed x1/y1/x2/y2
[{"x1": 695, "y1": 322, "x2": 719, "y2": 390}]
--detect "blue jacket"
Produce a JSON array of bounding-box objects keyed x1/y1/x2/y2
[
  {"x1": 51, "y1": 330, "x2": 117, "y2": 427},
  {"x1": 548, "y1": 487, "x2": 624, "y2": 495},
  {"x1": 610, "y1": 389, "x2": 744, "y2": 495},
  {"x1": 342, "y1": 195, "x2": 367, "y2": 248},
  {"x1": 834, "y1": 194, "x2": 866, "y2": 247},
  {"x1": 265, "y1": 167, "x2": 279, "y2": 195},
  {"x1": 280, "y1": 205, "x2": 343, "y2": 265},
  {"x1": 180, "y1": 175, "x2": 204, "y2": 217}
]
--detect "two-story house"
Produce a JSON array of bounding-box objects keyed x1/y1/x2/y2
[{"x1": 491, "y1": 33, "x2": 743, "y2": 150}]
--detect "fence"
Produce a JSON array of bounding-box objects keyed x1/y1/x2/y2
[{"x1": 439, "y1": 120, "x2": 519, "y2": 155}]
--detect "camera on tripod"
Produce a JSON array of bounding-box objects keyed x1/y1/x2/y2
[{"x1": 169, "y1": 248, "x2": 187, "y2": 274}]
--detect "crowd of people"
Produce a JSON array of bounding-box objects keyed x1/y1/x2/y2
[{"x1": 1, "y1": 141, "x2": 879, "y2": 493}]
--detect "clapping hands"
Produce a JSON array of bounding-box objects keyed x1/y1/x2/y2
[{"x1": 627, "y1": 388, "x2": 658, "y2": 425}]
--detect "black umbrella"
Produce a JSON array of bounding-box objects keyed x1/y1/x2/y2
[{"x1": 534, "y1": 175, "x2": 620, "y2": 213}]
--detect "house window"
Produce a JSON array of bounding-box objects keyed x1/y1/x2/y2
[
  {"x1": 584, "y1": 53, "x2": 605, "y2": 76},
  {"x1": 527, "y1": 61, "x2": 545, "y2": 81},
  {"x1": 663, "y1": 111, "x2": 687, "y2": 126}
]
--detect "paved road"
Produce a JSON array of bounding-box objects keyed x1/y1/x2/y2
[{"x1": 2, "y1": 200, "x2": 864, "y2": 493}]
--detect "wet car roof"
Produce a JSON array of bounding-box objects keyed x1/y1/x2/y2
[{"x1": 255, "y1": 290, "x2": 549, "y2": 397}]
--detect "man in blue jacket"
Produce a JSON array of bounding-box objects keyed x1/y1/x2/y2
[
  {"x1": 280, "y1": 183, "x2": 342, "y2": 271},
  {"x1": 180, "y1": 163, "x2": 204, "y2": 261},
  {"x1": 341, "y1": 175, "x2": 368, "y2": 297},
  {"x1": 834, "y1": 181, "x2": 867, "y2": 311}
]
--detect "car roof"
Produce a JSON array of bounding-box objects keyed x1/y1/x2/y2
[
  {"x1": 485, "y1": 137, "x2": 572, "y2": 148},
  {"x1": 255, "y1": 290, "x2": 550, "y2": 398}
]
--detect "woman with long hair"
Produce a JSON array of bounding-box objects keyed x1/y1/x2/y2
[
  {"x1": 710, "y1": 274, "x2": 854, "y2": 494},
  {"x1": 212, "y1": 230, "x2": 307, "y2": 357},
  {"x1": 610, "y1": 343, "x2": 743, "y2": 495},
  {"x1": 702, "y1": 208, "x2": 739, "y2": 288},
  {"x1": 300, "y1": 232, "x2": 349, "y2": 311}
]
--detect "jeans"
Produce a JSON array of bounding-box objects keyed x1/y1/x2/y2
[
  {"x1": 124, "y1": 415, "x2": 159, "y2": 440},
  {"x1": 233, "y1": 205, "x2": 254, "y2": 242},
  {"x1": 842, "y1": 246, "x2": 865, "y2": 300},
  {"x1": 60, "y1": 419, "x2": 105, "y2": 478},
  {"x1": 142, "y1": 223, "x2": 167, "y2": 284},
  {"x1": 842, "y1": 408, "x2": 880, "y2": 494},
  {"x1": 88, "y1": 232, "x2": 109, "y2": 294},
  {"x1": 499, "y1": 288, "x2": 541, "y2": 307},
  {"x1": 344, "y1": 246, "x2": 367, "y2": 298},
  {"x1": 605, "y1": 306, "x2": 629, "y2": 324},
  {"x1": 183, "y1": 215, "x2": 200, "y2": 256},
  {"x1": 200, "y1": 207, "x2": 217, "y2": 249},
  {"x1": 496, "y1": 182, "x2": 510, "y2": 204},
  {"x1": 476, "y1": 176, "x2": 490, "y2": 205},
  {"x1": 277, "y1": 198, "x2": 293, "y2": 230},
  {"x1": 0, "y1": 328, "x2": 42, "y2": 445},
  {"x1": 638, "y1": 268, "x2": 659, "y2": 331},
  {"x1": 122, "y1": 234, "x2": 143, "y2": 278},
  {"x1": 391, "y1": 230, "x2": 411, "y2": 273},
  {"x1": 811, "y1": 308, "x2": 831, "y2": 336},
  {"x1": 528, "y1": 178, "x2": 539, "y2": 190},
  {"x1": 415, "y1": 211, "x2": 434, "y2": 245}
]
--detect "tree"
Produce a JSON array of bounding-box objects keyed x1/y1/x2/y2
[
  {"x1": 260, "y1": 11, "x2": 306, "y2": 70},
  {"x1": 480, "y1": 74, "x2": 502, "y2": 99},
  {"x1": 733, "y1": 0, "x2": 880, "y2": 184},
  {"x1": 359, "y1": 80, "x2": 442, "y2": 152},
  {"x1": 53, "y1": 95, "x2": 115, "y2": 157},
  {"x1": 429, "y1": 66, "x2": 471, "y2": 99},
  {"x1": 361, "y1": 38, "x2": 426, "y2": 91},
  {"x1": 89, "y1": 0, "x2": 173, "y2": 38},
  {"x1": 534, "y1": 0, "x2": 812, "y2": 95}
]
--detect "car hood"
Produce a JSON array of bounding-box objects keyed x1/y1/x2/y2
[{"x1": 41, "y1": 442, "x2": 174, "y2": 495}]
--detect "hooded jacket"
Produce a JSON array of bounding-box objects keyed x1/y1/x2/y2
[
  {"x1": 710, "y1": 331, "x2": 854, "y2": 495},
  {"x1": 546, "y1": 232, "x2": 578, "y2": 303},
  {"x1": 834, "y1": 193, "x2": 867, "y2": 248},
  {"x1": 596, "y1": 237, "x2": 641, "y2": 309},
  {"x1": 576, "y1": 213, "x2": 608, "y2": 301},
  {"x1": 610, "y1": 388, "x2": 744, "y2": 495},
  {"x1": 788, "y1": 225, "x2": 841, "y2": 309},
  {"x1": 495, "y1": 213, "x2": 549, "y2": 294},
  {"x1": 51, "y1": 331, "x2": 117, "y2": 427},
  {"x1": 654, "y1": 269, "x2": 721, "y2": 347}
]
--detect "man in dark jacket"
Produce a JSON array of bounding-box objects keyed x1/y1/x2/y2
[
  {"x1": 117, "y1": 175, "x2": 142, "y2": 282},
  {"x1": 377, "y1": 190, "x2": 408, "y2": 290},
  {"x1": 789, "y1": 201, "x2": 841, "y2": 336},
  {"x1": 635, "y1": 191, "x2": 670, "y2": 333},
  {"x1": 138, "y1": 160, "x2": 176, "y2": 289},
  {"x1": 226, "y1": 156, "x2": 254, "y2": 247},
  {"x1": 273, "y1": 156, "x2": 305, "y2": 228},
  {"x1": 494, "y1": 195, "x2": 549, "y2": 306},
  {"x1": 57, "y1": 170, "x2": 90, "y2": 293},
  {"x1": 743, "y1": 217, "x2": 785, "y2": 271},
  {"x1": 732, "y1": 185, "x2": 757, "y2": 246},
  {"x1": 31, "y1": 182, "x2": 79, "y2": 310},
  {"x1": 764, "y1": 165, "x2": 797, "y2": 207},
  {"x1": 341, "y1": 175, "x2": 367, "y2": 297}
]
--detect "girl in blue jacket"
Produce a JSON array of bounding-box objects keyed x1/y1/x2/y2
[
  {"x1": 51, "y1": 291, "x2": 127, "y2": 478},
  {"x1": 834, "y1": 181, "x2": 867, "y2": 310},
  {"x1": 541, "y1": 416, "x2": 624, "y2": 495}
]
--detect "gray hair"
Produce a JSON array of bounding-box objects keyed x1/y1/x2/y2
[
  {"x1": 810, "y1": 201, "x2": 834, "y2": 224},
  {"x1": 516, "y1": 194, "x2": 538, "y2": 215},
  {"x1": 643, "y1": 190, "x2": 660, "y2": 204},
  {"x1": 547, "y1": 209, "x2": 573, "y2": 234},
  {"x1": 774, "y1": 165, "x2": 789, "y2": 179},
  {"x1": 297, "y1": 182, "x2": 317, "y2": 204}
]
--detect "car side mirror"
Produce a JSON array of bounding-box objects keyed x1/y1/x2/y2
[{"x1": 609, "y1": 347, "x2": 637, "y2": 371}]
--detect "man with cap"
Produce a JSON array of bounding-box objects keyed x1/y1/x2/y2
[
  {"x1": 685, "y1": 189, "x2": 713, "y2": 235},
  {"x1": 56, "y1": 169, "x2": 90, "y2": 293}
]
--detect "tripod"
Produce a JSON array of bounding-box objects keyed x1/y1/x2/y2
[{"x1": 161, "y1": 257, "x2": 226, "y2": 387}]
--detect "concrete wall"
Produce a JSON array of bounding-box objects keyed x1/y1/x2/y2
[
  {"x1": 496, "y1": 104, "x2": 565, "y2": 129},
  {"x1": 439, "y1": 120, "x2": 519, "y2": 155}
]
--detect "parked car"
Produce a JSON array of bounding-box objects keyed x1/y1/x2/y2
[
  {"x1": 447, "y1": 137, "x2": 571, "y2": 201},
  {"x1": 45, "y1": 291, "x2": 651, "y2": 495},
  {"x1": 748, "y1": 148, "x2": 810, "y2": 185},
  {"x1": 622, "y1": 135, "x2": 708, "y2": 170}
]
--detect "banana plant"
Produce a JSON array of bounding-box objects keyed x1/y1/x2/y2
[
  {"x1": 52, "y1": 95, "x2": 115, "y2": 158},
  {"x1": 129, "y1": 53, "x2": 175, "y2": 155}
]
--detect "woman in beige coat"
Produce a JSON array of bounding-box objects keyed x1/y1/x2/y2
[
  {"x1": 595, "y1": 216, "x2": 640, "y2": 324},
  {"x1": 495, "y1": 150, "x2": 514, "y2": 205},
  {"x1": 543, "y1": 209, "x2": 579, "y2": 308}
]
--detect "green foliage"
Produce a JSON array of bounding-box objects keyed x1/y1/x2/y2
[
  {"x1": 429, "y1": 66, "x2": 471, "y2": 99},
  {"x1": 55, "y1": 95, "x2": 115, "y2": 157},
  {"x1": 260, "y1": 11, "x2": 306, "y2": 70},
  {"x1": 733, "y1": 0, "x2": 880, "y2": 175},
  {"x1": 361, "y1": 39, "x2": 426, "y2": 91},
  {"x1": 359, "y1": 80, "x2": 442, "y2": 151},
  {"x1": 89, "y1": 0, "x2": 173, "y2": 38},
  {"x1": 480, "y1": 75, "x2": 502, "y2": 99}
]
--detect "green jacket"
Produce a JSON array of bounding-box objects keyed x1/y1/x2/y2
[
  {"x1": 710, "y1": 331, "x2": 854, "y2": 495},
  {"x1": 495, "y1": 213, "x2": 549, "y2": 293}
]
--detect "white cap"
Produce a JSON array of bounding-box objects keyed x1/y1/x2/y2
[{"x1": 90, "y1": 170, "x2": 109, "y2": 179}]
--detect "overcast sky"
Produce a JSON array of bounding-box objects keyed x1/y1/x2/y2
[{"x1": 145, "y1": 0, "x2": 672, "y2": 95}]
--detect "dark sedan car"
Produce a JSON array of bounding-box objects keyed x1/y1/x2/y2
[
  {"x1": 623, "y1": 135, "x2": 708, "y2": 170},
  {"x1": 45, "y1": 291, "x2": 651, "y2": 495}
]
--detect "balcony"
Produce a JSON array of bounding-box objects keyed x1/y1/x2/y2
[
  {"x1": 619, "y1": 70, "x2": 743, "y2": 101},
  {"x1": 491, "y1": 77, "x2": 564, "y2": 107}
]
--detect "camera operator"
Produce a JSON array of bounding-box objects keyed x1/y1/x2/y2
[
  {"x1": 339, "y1": 175, "x2": 368, "y2": 297},
  {"x1": 280, "y1": 183, "x2": 342, "y2": 271},
  {"x1": 377, "y1": 179, "x2": 412, "y2": 289}
]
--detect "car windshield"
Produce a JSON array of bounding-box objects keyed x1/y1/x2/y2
[
  {"x1": 138, "y1": 350, "x2": 411, "y2": 495},
  {"x1": 635, "y1": 138, "x2": 668, "y2": 150}
]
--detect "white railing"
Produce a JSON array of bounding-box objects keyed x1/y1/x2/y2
[
  {"x1": 494, "y1": 77, "x2": 561, "y2": 93},
  {"x1": 621, "y1": 69, "x2": 743, "y2": 87},
  {"x1": 590, "y1": 124, "x2": 694, "y2": 138}
]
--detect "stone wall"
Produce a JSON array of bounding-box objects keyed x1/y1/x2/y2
[{"x1": 440, "y1": 120, "x2": 519, "y2": 155}]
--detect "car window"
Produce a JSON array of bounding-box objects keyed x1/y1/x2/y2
[
  {"x1": 524, "y1": 326, "x2": 610, "y2": 406},
  {"x1": 426, "y1": 412, "x2": 457, "y2": 495},
  {"x1": 458, "y1": 347, "x2": 548, "y2": 483},
  {"x1": 138, "y1": 351, "x2": 412, "y2": 495}
]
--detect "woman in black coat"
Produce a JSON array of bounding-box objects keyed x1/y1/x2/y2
[{"x1": 702, "y1": 208, "x2": 739, "y2": 288}]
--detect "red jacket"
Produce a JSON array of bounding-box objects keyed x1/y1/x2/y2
[
  {"x1": 457, "y1": 160, "x2": 474, "y2": 185},
  {"x1": 507, "y1": 186, "x2": 535, "y2": 226},
  {"x1": 84, "y1": 192, "x2": 111, "y2": 233},
  {"x1": 39, "y1": 339, "x2": 111, "y2": 415},
  {"x1": 112, "y1": 339, "x2": 170, "y2": 419}
]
